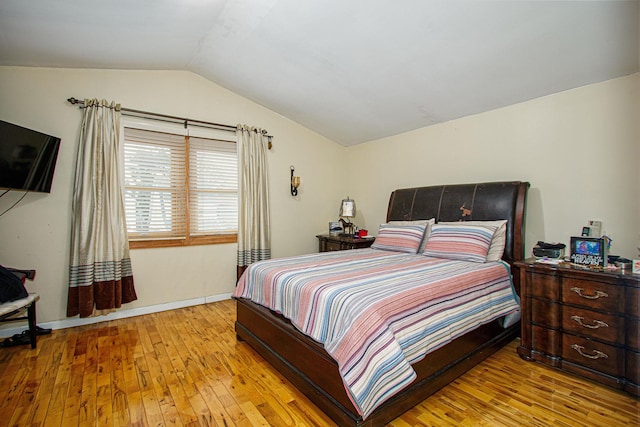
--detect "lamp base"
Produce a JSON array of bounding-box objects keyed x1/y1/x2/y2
[{"x1": 339, "y1": 218, "x2": 354, "y2": 236}]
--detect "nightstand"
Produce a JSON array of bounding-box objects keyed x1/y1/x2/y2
[
  {"x1": 316, "y1": 234, "x2": 375, "y2": 252},
  {"x1": 514, "y1": 259, "x2": 639, "y2": 396}
]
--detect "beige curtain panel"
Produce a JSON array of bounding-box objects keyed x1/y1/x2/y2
[
  {"x1": 67, "y1": 99, "x2": 137, "y2": 318},
  {"x1": 236, "y1": 125, "x2": 271, "y2": 280}
]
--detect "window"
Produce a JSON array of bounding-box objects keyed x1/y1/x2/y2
[{"x1": 122, "y1": 121, "x2": 237, "y2": 248}]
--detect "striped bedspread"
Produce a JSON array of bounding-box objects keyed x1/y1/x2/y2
[{"x1": 233, "y1": 249, "x2": 519, "y2": 419}]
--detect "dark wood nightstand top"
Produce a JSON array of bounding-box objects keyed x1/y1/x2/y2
[{"x1": 316, "y1": 234, "x2": 375, "y2": 252}]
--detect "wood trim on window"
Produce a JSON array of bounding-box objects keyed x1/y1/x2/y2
[{"x1": 129, "y1": 233, "x2": 237, "y2": 249}]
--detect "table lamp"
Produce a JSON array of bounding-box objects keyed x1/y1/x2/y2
[{"x1": 339, "y1": 197, "x2": 356, "y2": 236}]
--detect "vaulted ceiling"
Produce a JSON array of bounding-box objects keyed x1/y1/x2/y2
[{"x1": 1, "y1": 1, "x2": 638, "y2": 146}]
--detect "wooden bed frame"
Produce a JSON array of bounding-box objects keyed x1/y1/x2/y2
[{"x1": 235, "y1": 181, "x2": 530, "y2": 426}]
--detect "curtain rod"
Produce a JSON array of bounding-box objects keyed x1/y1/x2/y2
[{"x1": 67, "y1": 97, "x2": 273, "y2": 149}]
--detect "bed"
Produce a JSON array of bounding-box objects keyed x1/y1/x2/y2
[{"x1": 234, "y1": 181, "x2": 529, "y2": 426}]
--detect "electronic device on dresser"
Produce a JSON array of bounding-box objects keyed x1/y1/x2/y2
[
  {"x1": 570, "y1": 236, "x2": 607, "y2": 267},
  {"x1": 515, "y1": 259, "x2": 639, "y2": 396},
  {"x1": 533, "y1": 241, "x2": 565, "y2": 259}
]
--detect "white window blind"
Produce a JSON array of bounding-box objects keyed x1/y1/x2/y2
[
  {"x1": 123, "y1": 126, "x2": 237, "y2": 244},
  {"x1": 189, "y1": 136, "x2": 238, "y2": 235}
]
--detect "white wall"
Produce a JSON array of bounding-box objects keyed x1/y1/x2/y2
[
  {"x1": 346, "y1": 74, "x2": 640, "y2": 259},
  {"x1": 0, "y1": 67, "x2": 347, "y2": 325}
]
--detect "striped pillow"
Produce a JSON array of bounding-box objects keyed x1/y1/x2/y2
[
  {"x1": 389, "y1": 218, "x2": 435, "y2": 252},
  {"x1": 422, "y1": 223, "x2": 498, "y2": 262},
  {"x1": 438, "y1": 220, "x2": 507, "y2": 261},
  {"x1": 371, "y1": 223, "x2": 427, "y2": 254}
]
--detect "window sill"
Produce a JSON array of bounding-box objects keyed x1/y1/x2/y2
[{"x1": 129, "y1": 234, "x2": 237, "y2": 249}]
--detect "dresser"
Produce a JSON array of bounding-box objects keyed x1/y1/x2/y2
[
  {"x1": 316, "y1": 234, "x2": 375, "y2": 252},
  {"x1": 515, "y1": 259, "x2": 639, "y2": 395}
]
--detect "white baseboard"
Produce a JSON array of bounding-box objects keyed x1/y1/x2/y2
[{"x1": 0, "y1": 293, "x2": 233, "y2": 338}]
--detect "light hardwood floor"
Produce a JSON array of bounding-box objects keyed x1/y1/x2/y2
[{"x1": 0, "y1": 299, "x2": 637, "y2": 426}]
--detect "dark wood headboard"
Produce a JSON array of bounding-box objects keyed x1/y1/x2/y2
[{"x1": 386, "y1": 181, "x2": 530, "y2": 264}]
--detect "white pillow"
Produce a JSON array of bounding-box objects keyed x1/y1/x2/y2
[{"x1": 438, "y1": 220, "x2": 507, "y2": 262}]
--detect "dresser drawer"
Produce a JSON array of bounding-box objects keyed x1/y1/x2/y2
[
  {"x1": 626, "y1": 285, "x2": 639, "y2": 318},
  {"x1": 627, "y1": 350, "x2": 639, "y2": 387},
  {"x1": 531, "y1": 298, "x2": 560, "y2": 328},
  {"x1": 562, "y1": 334, "x2": 621, "y2": 377},
  {"x1": 527, "y1": 272, "x2": 561, "y2": 300},
  {"x1": 627, "y1": 318, "x2": 639, "y2": 352},
  {"x1": 562, "y1": 307, "x2": 622, "y2": 344},
  {"x1": 531, "y1": 325, "x2": 561, "y2": 357},
  {"x1": 325, "y1": 241, "x2": 343, "y2": 251},
  {"x1": 562, "y1": 278, "x2": 620, "y2": 313}
]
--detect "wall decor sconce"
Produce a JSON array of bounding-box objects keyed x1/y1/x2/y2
[{"x1": 290, "y1": 165, "x2": 301, "y2": 196}]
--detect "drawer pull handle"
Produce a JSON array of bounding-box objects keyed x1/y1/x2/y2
[
  {"x1": 570, "y1": 287, "x2": 608, "y2": 300},
  {"x1": 570, "y1": 315, "x2": 609, "y2": 329},
  {"x1": 571, "y1": 344, "x2": 608, "y2": 360}
]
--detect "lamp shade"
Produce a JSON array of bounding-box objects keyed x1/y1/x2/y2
[{"x1": 339, "y1": 198, "x2": 356, "y2": 218}]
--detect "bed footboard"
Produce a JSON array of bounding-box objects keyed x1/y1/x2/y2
[{"x1": 236, "y1": 298, "x2": 520, "y2": 427}]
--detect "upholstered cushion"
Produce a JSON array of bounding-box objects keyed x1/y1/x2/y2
[
  {"x1": 0, "y1": 293, "x2": 39, "y2": 318},
  {"x1": 371, "y1": 223, "x2": 427, "y2": 254},
  {"x1": 422, "y1": 223, "x2": 498, "y2": 262},
  {"x1": 438, "y1": 220, "x2": 507, "y2": 261}
]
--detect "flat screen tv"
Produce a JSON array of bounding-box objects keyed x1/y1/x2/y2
[{"x1": 0, "y1": 120, "x2": 61, "y2": 193}]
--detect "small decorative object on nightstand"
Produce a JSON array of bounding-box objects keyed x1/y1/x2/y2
[
  {"x1": 316, "y1": 234, "x2": 374, "y2": 252},
  {"x1": 515, "y1": 258, "x2": 639, "y2": 396}
]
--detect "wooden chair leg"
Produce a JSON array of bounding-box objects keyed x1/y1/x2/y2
[{"x1": 27, "y1": 301, "x2": 37, "y2": 349}]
